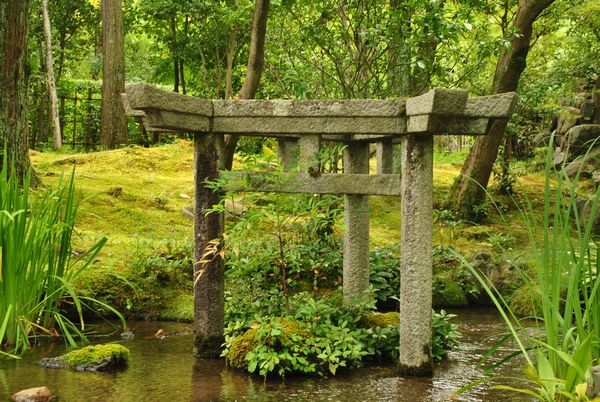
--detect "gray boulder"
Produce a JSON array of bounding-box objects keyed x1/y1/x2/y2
[{"x1": 561, "y1": 124, "x2": 600, "y2": 157}]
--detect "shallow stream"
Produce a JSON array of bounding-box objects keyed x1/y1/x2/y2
[{"x1": 1, "y1": 308, "x2": 526, "y2": 401}]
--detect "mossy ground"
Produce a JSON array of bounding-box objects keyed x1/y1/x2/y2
[{"x1": 29, "y1": 142, "x2": 567, "y2": 319}]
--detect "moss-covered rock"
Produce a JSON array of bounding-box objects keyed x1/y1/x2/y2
[
  {"x1": 360, "y1": 311, "x2": 400, "y2": 328},
  {"x1": 225, "y1": 319, "x2": 306, "y2": 370},
  {"x1": 433, "y1": 274, "x2": 469, "y2": 307},
  {"x1": 226, "y1": 329, "x2": 258, "y2": 369},
  {"x1": 509, "y1": 284, "x2": 542, "y2": 317},
  {"x1": 39, "y1": 343, "x2": 130, "y2": 372}
]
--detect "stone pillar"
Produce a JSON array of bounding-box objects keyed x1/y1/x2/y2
[
  {"x1": 376, "y1": 140, "x2": 393, "y2": 175},
  {"x1": 399, "y1": 134, "x2": 434, "y2": 375},
  {"x1": 299, "y1": 134, "x2": 321, "y2": 173},
  {"x1": 193, "y1": 133, "x2": 225, "y2": 358},
  {"x1": 278, "y1": 138, "x2": 299, "y2": 172},
  {"x1": 343, "y1": 141, "x2": 370, "y2": 303}
]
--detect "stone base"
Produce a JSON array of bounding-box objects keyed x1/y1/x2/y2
[
  {"x1": 194, "y1": 335, "x2": 224, "y2": 359},
  {"x1": 398, "y1": 360, "x2": 434, "y2": 377}
]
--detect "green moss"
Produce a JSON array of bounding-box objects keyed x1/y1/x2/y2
[
  {"x1": 226, "y1": 329, "x2": 258, "y2": 369},
  {"x1": 433, "y1": 274, "x2": 469, "y2": 307},
  {"x1": 62, "y1": 344, "x2": 130, "y2": 367},
  {"x1": 461, "y1": 225, "x2": 497, "y2": 241},
  {"x1": 361, "y1": 311, "x2": 400, "y2": 328},
  {"x1": 225, "y1": 318, "x2": 306, "y2": 369},
  {"x1": 159, "y1": 292, "x2": 194, "y2": 322},
  {"x1": 509, "y1": 284, "x2": 542, "y2": 317}
]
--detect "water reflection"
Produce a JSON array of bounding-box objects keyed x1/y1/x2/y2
[{"x1": 0, "y1": 309, "x2": 524, "y2": 401}]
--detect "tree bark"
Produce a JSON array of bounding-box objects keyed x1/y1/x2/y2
[
  {"x1": 100, "y1": 0, "x2": 126, "y2": 149},
  {"x1": 449, "y1": 0, "x2": 555, "y2": 219},
  {"x1": 0, "y1": 0, "x2": 37, "y2": 183},
  {"x1": 41, "y1": 0, "x2": 62, "y2": 150},
  {"x1": 594, "y1": 75, "x2": 600, "y2": 125},
  {"x1": 222, "y1": 0, "x2": 270, "y2": 170}
]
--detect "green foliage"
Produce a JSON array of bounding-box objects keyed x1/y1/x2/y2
[
  {"x1": 368, "y1": 244, "x2": 401, "y2": 306},
  {"x1": 61, "y1": 343, "x2": 130, "y2": 367},
  {"x1": 223, "y1": 291, "x2": 460, "y2": 377},
  {"x1": 432, "y1": 310, "x2": 461, "y2": 362},
  {"x1": 453, "y1": 138, "x2": 600, "y2": 400},
  {"x1": 0, "y1": 160, "x2": 123, "y2": 357}
]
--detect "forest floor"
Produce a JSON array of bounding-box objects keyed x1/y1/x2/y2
[{"x1": 29, "y1": 140, "x2": 579, "y2": 321}]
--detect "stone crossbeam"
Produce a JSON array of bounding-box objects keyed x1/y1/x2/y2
[
  {"x1": 221, "y1": 171, "x2": 401, "y2": 196},
  {"x1": 125, "y1": 84, "x2": 516, "y2": 138}
]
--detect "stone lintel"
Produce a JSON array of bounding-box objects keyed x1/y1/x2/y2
[
  {"x1": 126, "y1": 83, "x2": 213, "y2": 115},
  {"x1": 406, "y1": 88, "x2": 468, "y2": 116},
  {"x1": 211, "y1": 116, "x2": 405, "y2": 135},
  {"x1": 212, "y1": 99, "x2": 406, "y2": 117},
  {"x1": 407, "y1": 115, "x2": 489, "y2": 134},
  {"x1": 144, "y1": 109, "x2": 211, "y2": 133},
  {"x1": 463, "y1": 92, "x2": 517, "y2": 118},
  {"x1": 221, "y1": 171, "x2": 401, "y2": 196}
]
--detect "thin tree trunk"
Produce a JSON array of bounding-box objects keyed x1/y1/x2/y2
[
  {"x1": 594, "y1": 75, "x2": 600, "y2": 124},
  {"x1": 222, "y1": 0, "x2": 270, "y2": 170},
  {"x1": 449, "y1": 0, "x2": 555, "y2": 219},
  {"x1": 171, "y1": 15, "x2": 179, "y2": 93},
  {"x1": 0, "y1": 0, "x2": 38, "y2": 183},
  {"x1": 41, "y1": 0, "x2": 62, "y2": 150},
  {"x1": 100, "y1": 0, "x2": 126, "y2": 149},
  {"x1": 225, "y1": 27, "x2": 236, "y2": 99},
  {"x1": 34, "y1": 45, "x2": 48, "y2": 150}
]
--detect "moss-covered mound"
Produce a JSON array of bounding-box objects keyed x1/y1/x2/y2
[
  {"x1": 226, "y1": 319, "x2": 306, "y2": 370},
  {"x1": 39, "y1": 343, "x2": 130, "y2": 372},
  {"x1": 361, "y1": 311, "x2": 400, "y2": 328},
  {"x1": 433, "y1": 274, "x2": 469, "y2": 307},
  {"x1": 509, "y1": 284, "x2": 542, "y2": 317}
]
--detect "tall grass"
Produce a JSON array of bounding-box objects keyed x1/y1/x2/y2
[
  {"x1": 0, "y1": 159, "x2": 120, "y2": 358},
  {"x1": 454, "y1": 138, "x2": 600, "y2": 400}
]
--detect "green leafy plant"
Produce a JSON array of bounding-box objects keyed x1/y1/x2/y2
[
  {"x1": 0, "y1": 161, "x2": 124, "y2": 357},
  {"x1": 452, "y1": 137, "x2": 600, "y2": 400}
]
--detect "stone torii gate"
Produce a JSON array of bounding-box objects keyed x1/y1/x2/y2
[{"x1": 125, "y1": 83, "x2": 516, "y2": 375}]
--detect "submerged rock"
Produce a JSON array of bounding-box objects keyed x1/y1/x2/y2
[
  {"x1": 38, "y1": 344, "x2": 130, "y2": 372},
  {"x1": 11, "y1": 387, "x2": 52, "y2": 402}
]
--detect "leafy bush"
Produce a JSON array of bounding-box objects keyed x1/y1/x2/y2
[
  {"x1": 222, "y1": 292, "x2": 460, "y2": 377},
  {"x1": 0, "y1": 163, "x2": 123, "y2": 357}
]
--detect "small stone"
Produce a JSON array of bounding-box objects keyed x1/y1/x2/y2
[
  {"x1": 120, "y1": 330, "x2": 134, "y2": 339},
  {"x1": 11, "y1": 387, "x2": 52, "y2": 402},
  {"x1": 107, "y1": 187, "x2": 123, "y2": 197},
  {"x1": 179, "y1": 193, "x2": 191, "y2": 199}
]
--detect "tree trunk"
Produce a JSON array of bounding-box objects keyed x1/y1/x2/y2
[
  {"x1": 100, "y1": 0, "x2": 127, "y2": 149},
  {"x1": 449, "y1": 0, "x2": 555, "y2": 220},
  {"x1": 41, "y1": 0, "x2": 62, "y2": 150},
  {"x1": 0, "y1": 0, "x2": 37, "y2": 183},
  {"x1": 222, "y1": 0, "x2": 270, "y2": 170},
  {"x1": 594, "y1": 75, "x2": 600, "y2": 125}
]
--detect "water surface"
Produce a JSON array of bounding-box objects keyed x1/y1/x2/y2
[{"x1": 0, "y1": 308, "x2": 526, "y2": 401}]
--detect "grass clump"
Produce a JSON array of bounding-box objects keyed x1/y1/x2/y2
[{"x1": 0, "y1": 155, "x2": 123, "y2": 358}]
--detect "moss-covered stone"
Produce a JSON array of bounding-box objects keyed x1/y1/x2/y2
[
  {"x1": 225, "y1": 318, "x2": 306, "y2": 369},
  {"x1": 361, "y1": 311, "x2": 400, "y2": 328},
  {"x1": 509, "y1": 284, "x2": 542, "y2": 317},
  {"x1": 226, "y1": 329, "x2": 258, "y2": 369},
  {"x1": 433, "y1": 274, "x2": 469, "y2": 307},
  {"x1": 39, "y1": 343, "x2": 130, "y2": 372}
]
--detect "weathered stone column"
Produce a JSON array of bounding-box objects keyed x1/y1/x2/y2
[
  {"x1": 343, "y1": 142, "x2": 370, "y2": 303},
  {"x1": 376, "y1": 139, "x2": 393, "y2": 175},
  {"x1": 399, "y1": 134, "x2": 434, "y2": 375},
  {"x1": 278, "y1": 138, "x2": 299, "y2": 171},
  {"x1": 193, "y1": 133, "x2": 225, "y2": 358}
]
